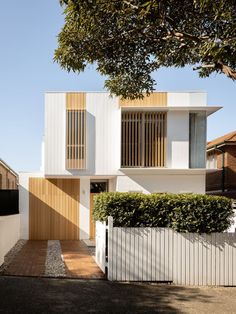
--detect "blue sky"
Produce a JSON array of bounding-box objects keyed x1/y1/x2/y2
[{"x1": 0, "y1": 0, "x2": 235, "y2": 172}]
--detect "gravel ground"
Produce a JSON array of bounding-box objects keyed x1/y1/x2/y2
[
  {"x1": 0, "y1": 240, "x2": 26, "y2": 274},
  {"x1": 44, "y1": 240, "x2": 65, "y2": 277}
]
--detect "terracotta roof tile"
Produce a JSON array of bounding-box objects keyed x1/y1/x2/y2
[{"x1": 207, "y1": 130, "x2": 236, "y2": 148}]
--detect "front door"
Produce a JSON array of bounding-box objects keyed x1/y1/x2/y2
[{"x1": 90, "y1": 181, "x2": 108, "y2": 239}]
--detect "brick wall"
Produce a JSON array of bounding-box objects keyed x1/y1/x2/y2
[
  {"x1": 0, "y1": 164, "x2": 18, "y2": 189},
  {"x1": 206, "y1": 170, "x2": 222, "y2": 191},
  {"x1": 206, "y1": 145, "x2": 236, "y2": 192},
  {"x1": 225, "y1": 146, "x2": 236, "y2": 190}
]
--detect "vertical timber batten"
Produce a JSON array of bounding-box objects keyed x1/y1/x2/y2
[
  {"x1": 66, "y1": 93, "x2": 86, "y2": 169},
  {"x1": 121, "y1": 111, "x2": 166, "y2": 167},
  {"x1": 29, "y1": 178, "x2": 80, "y2": 240}
]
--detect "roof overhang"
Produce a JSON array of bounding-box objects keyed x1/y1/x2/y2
[
  {"x1": 119, "y1": 168, "x2": 206, "y2": 175},
  {"x1": 207, "y1": 141, "x2": 236, "y2": 151},
  {"x1": 0, "y1": 159, "x2": 18, "y2": 177},
  {"x1": 121, "y1": 106, "x2": 222, "y2": 116}
]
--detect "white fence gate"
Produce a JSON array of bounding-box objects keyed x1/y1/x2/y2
[
  {"x1": 96, "y1": 217, "x2": 236, "y2": 285},
  {"x1": 95, "y1": 220, "x2": 107, "y2": 273}
]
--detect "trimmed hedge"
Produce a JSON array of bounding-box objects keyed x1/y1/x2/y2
[{"x1": 93, "y1": 192, "x2": 234, "y2": 233}]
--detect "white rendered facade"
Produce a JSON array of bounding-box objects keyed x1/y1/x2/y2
[{"x1": 19, "y1": 91, "x2": 220, "y2": 240}]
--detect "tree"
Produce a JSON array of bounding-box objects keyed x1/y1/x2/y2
[{"x1": 55, "y1": 0, "x2": 236, "y2": 99}]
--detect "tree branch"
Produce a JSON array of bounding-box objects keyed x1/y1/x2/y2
[
  {"x1": 123, "y1": 1, "x2": 139, "y2": 9},
  {"x1": 194, "y1": 62, "x2": 236, "y2": 80}
]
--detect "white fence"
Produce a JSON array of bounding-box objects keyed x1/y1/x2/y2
[
  {"x1": 0, "y1": 214, "x2": 20, "y2": 265},
  {"x1": 96, "y1": 217, "x2": 236, "y2": 285},
  {"x1": 95, "y1": 220, "x2": 106, "y2": 273}
]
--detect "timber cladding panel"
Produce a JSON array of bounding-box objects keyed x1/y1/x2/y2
[
  {"x1": 66, "y1": 92, "x2": 86, "y2": 110},
  {"x1": 119, "y1": 92, "x2": 167, "y2": 107},
  {"x1": 29, "y1": 178, "x2": 80, "y2": 240}
]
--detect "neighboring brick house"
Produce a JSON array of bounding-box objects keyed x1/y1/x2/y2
[
  {"x1": 0, "y1": 159, "x2": 18, "y2": 189},
  {"x1": 206, "y1": 131, "x2": 236, "y2": 197}
]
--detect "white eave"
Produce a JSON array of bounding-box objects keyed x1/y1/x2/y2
[
  {"x1": 121, "y1": 106, "x2": 222, "y2": 116},
  {"x1": 119, "y1": 168, "x2": 206, "y2": 175}
]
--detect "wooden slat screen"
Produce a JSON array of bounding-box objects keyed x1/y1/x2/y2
[
  {"x1": 121, "y1": 111, "x2": 166, "y2": 167},
  {"x1": 66, "y1": 110, "x2": 86, "y2": 169}
]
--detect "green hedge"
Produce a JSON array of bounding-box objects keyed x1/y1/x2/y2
[{"x1": 93, "y1": 192, "x2": 234, "y2": 233}]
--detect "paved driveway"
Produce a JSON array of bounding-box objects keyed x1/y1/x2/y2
[
  {"x1": 1, "y1": 240, "x2": 104, "y2": 279},
  {"x1": 0, "y1": 276, "x2": 236, "y2": 313}
]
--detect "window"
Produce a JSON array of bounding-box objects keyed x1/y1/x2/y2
[
  {"x1": 121, "y1": 111, "x2": 166, "y2": 167},
  {"x1": 66, "y1": 110, "x2": 86, "y2": 169},
  {"x1": 90, "y1": 181, "x2": 108, "y2": 193},
  {"x1": 207, "y1": 152, "x2": 217, "y2": 169},
  {"x1": 0, "y1": 174, "x2": 2, "y2": 189},
  {"x1": 189, "y1": 112, "x2": 206, "y2": 168}
]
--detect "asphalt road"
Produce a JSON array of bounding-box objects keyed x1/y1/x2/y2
[{"x1": 0, "y1": 276, "x2": 236, "y2": 313}]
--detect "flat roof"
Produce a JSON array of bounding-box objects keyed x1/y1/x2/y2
[{"x1": 45, "y1": 90, "x2": 207, "y2": 94}]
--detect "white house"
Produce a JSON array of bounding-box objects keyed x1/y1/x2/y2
[{"x1": 19, "y1": 91, "x2": 221, "y2": 240}]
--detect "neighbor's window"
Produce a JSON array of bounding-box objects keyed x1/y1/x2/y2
[
  {"x1": 207, "y1": 152, "x2": 217, "y2": 169},
  {"x1": 121, "y1": 111, "x2": 166, "y2": 167},
  {"x1": 189, "y1": 112, "x2": 206, "y2": 168},
  {"x1": 66, "y1": 110, "x2": 86, "y2": 169}
]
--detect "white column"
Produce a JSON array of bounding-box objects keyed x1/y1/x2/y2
[
  {"x1": 79, "y1": 177, "x2": 90, "y2": 239},
  {"x1": 166, "y1": 111, "x2": 189, "y2": 169}
]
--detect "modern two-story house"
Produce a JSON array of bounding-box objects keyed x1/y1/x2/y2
[{"x1": 19, "y1": 91, "x2": 220, "y2": 240}]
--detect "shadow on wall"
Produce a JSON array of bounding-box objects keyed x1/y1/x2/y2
[
  {"x1": 45, "y1": 179, "x2": 79, "y2": 202},
  {"x1": 206, "y1": 167, "x2": 236, "y2": 194},
  {"x1": 206, "y1": 169, "x2": 222, "y2": 191},
  {"x1": 119, "y1": 169, "x2": 203, "y2": 194}
]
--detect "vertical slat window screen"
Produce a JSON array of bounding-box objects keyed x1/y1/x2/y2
[
  {"x1": 66, "y1": 110, "x2": 86, "y2": 169},
  {"x1": 121, "y1": 111, "x2": 166, "y2": 167}
]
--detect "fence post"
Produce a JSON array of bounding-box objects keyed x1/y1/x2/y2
[
  {"x1": 107, "y1": 216, "x2": 113, "y2": 280},
  {"x1": 95, "y1": 220, "x2": 107, "y2": 273}
]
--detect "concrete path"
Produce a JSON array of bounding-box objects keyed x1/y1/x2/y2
[
  {"x1": 61, "y1": 240, "x2": 104, "y2": 279},
  {"x1": 1, "y1": 240, "x2": 104, "y2": 279},
  {"x1": 0, "y1": 276, "x2": 236, "y2": 313}
]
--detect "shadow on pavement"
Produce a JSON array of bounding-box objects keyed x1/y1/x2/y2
[{"x1": 0, "y1": 276, "x2": 213, "y2": 313}]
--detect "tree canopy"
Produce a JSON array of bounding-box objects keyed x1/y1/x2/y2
[{"x1": 55, "y1": 0, "x2": 236, "y2": 99}]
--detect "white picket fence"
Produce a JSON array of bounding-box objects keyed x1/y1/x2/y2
[{"x1": 96, "y1": 217, "x2": 236, "y2": 285}]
